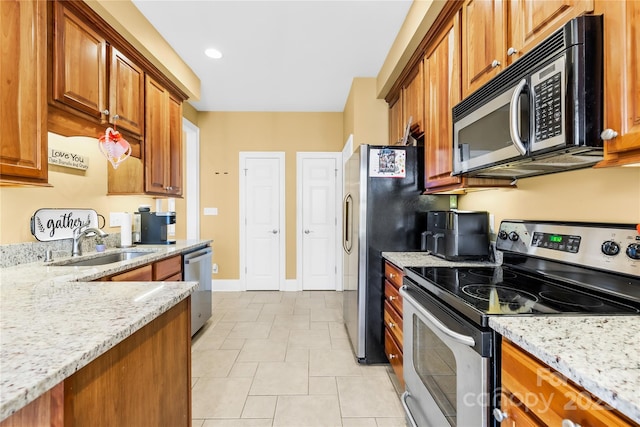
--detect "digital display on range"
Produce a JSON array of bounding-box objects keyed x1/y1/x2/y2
[{"x1": 532, "y1": 232, "x2": 581, "y2": 253}]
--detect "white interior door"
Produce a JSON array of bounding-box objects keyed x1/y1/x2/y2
[
  {"x1": 241, "y1": 153, "x2": 285, "y2": 291},
  {"x1": 297, "y1": 153, "x2": 341, "y2": 290}
]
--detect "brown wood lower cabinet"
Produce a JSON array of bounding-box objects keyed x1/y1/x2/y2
[
  {"x1": 1, "y1": 298, "x2": 191, "y2": 427},
  {"x1": 500, "y1": 339, "x2": 636, "y2": 427},
  {"x1": 383, "y1": 261, "x2": 405, "y2": 388}
]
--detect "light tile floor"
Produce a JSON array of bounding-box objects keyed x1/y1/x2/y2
[{"x1": 191, "y1": 291, "x2": 408, "y2": 427}]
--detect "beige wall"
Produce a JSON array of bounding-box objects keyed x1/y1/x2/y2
[
  {"x1": 343, "y1": 78, "x2": 389, "y2": 147},
  {"x1": 0, "y1": 133, "x2": 156, "y2": 244},
  {"x1": 458, "y1": 167, "x2": 640, "y2": 227},
  {"x1": 197, "y1": 112, "x2": 344, "y2": 280}
]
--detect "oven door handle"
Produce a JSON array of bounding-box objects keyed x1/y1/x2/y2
[
  {"x1": 401, "y1": 286, "x2": 476, "y2": 347},
  {"x1": 400, "y1": 392, "x2": 419, "y2": 427}
]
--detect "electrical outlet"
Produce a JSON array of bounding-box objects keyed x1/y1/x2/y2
[
  {"x1": 212, "y1": 263, "x2": 218, "y2": 274},
  {"x1": 110, "y1": 212, "x2": 124, "y2": 227}
]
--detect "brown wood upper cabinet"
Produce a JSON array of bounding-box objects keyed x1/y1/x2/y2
[
  {"x1": 594, "y1": 0, "x2": 640, "y2": 168},
  {"x1": 145, "y1": 76, "x2": 183, "y2": 196},
  {"x1": 0, "y1": 0, "x2": 49, "y2": 186},
  {"x1": 423, "y1": 11, "x2": 512, "y2": 193},
  {"x1": 48, "y1": 0, "x2": 144, "y2": 141},
  {"x1": 388, "y1": 94, "x2": 404, "y2": 145},
  {"x1": 461, "y1": 0, "x2": 593, "y2": 97},
  {"x1": 402, "y1": 63, "x2": 424, "y2": 137}
]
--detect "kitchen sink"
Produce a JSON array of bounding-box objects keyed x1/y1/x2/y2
[{"x1": 50, "y1": 251, "x2": 153, "y2": 267}]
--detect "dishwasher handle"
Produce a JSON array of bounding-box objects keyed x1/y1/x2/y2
[{"x1": 184, "y1": 247, "x2": 212, "y2": 264}]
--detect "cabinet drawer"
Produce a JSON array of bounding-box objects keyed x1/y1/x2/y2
[
  {"x1": 384, "y1": 261, "x2": 403, "y2": 289},
  {"x1": 384, "y1": 328, "x2": 404, "y2": 388},
  {"x1": 502, "y1": 340, "x2": 635, "y2": 427},
  {"x1": 384, "y1": 300, "x2": 403, "y2": 349},
  {"x1": 153, "y1": 255, "x2": 182, "y2": 280},
  {"x1": 384, "y1": 279, "x2": 403, "y2": 315},
  {"x1": 110, "y1": 265, "x2": 152, "y2": 281}
]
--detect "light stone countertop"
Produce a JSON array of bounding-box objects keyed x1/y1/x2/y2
[
  {"x1": 383, "y1": 252, "x2": 639, "y2": 423},
  {"x1": 0, "y1": 240, "x2": 210, "y2": 421},
  {"x1": 381, "y1": 251, "x2": 499, "y2": 268},
  {"x1": 490, "y1": 316, "x2": 640, "y2": 424}
]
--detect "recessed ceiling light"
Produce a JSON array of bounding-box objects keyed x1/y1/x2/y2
[{"x1": 205, "y1": 48, "x2": 222, "y2": 59}]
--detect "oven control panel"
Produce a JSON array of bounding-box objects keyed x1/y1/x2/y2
[
  {"x1": 496, "y1": 220, "x2": 639, "y2": 277},
  {"x1": 531, "y1": 232, "x2": 581, "y2": 253}
]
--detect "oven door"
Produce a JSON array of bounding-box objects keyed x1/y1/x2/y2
[{"x1": 400, "y1": 282, "x2": 491, "y2": 427}]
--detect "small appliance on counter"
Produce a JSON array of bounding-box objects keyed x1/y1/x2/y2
[
  {"x1": 422, "y1": 210, "x2": 490, "y2": 261},
  {"x1": 133, "y1": 206, "x2": 176, "y2": 244}
]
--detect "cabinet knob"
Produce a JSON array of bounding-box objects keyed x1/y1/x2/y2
[
  {"x1": 492, "y1": 408, "x2": 509, "y2": 422},
  {"x1": 601, "y1": 128, "x2": 618, "y2": 140},
  {"x1": 388, "y1": 322, "x2": 396, "y2": 328},
  {"x1": 507, "y1": 47, "x2": 518, "y2": 56},
  {"x1": 389, "y1": 273, "x2": 396, "y2": 279},
  {"x1": 165, "y1": 186, "x2": 173, "y2": 191},
  {"x1": 561, "y1": 420, "x2": 582, "y2": 427},
  {"x1": 388, "y1": 353, "x2": 398, "y2": 360},
  {"x1": 101, "y1": 109, "x2": 110, "y2": 115},
  {"x1": 388, "y1": 295, "x2": 397, "y2": 301},
  {"x1": 113, "y1": 114, "x2": 120, "y2": 120},
  {"x1": 491, "y1": 59, "x2": 501, "y2": 68}
]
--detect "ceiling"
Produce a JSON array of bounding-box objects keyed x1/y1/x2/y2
[{"x1": 131, "y1": 0, "x2": 413, "y2": 112}]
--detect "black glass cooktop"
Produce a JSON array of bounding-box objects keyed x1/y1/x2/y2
[{"x1": 405, "y1": 266, "x2": 640, "y2": 326}]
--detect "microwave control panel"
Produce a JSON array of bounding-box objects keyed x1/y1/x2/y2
[{"x1": 534, "y1": 72, "x2": 562, "y2": 141}]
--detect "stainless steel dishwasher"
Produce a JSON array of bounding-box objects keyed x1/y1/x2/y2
[{"x1": 183, "y1": 246, "x2": 212, "y2": 336}]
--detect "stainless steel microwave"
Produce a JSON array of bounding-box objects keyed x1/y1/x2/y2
[{"x1": 452, "y1": 15, "x2": 604, "y2": 180}]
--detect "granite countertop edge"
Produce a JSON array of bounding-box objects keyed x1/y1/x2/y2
[
  {"x1": 490, "y1": 316, "x2": 640, "y2": 424},
  {"x1": 0, "y1": 240, "x2": 211, "y2": 421}
]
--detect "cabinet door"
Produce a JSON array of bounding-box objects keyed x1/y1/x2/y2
[
  {"x1": 109, "y1": 47, "x2": 144, "y2": 137},
  {"x1": 461, "y1": 0, "x2": 506, "y2": 96},
  {"x1": 595, "y1": 0, "x2": 640, "y2": 167},
  {"x1": 145, "y1": 76, "x2": 183, "y2": 196},
  {"x1": 0, "y1": 0, "x2": 48, "y2": 184},
  {"x1": 51, "y1": 1, "x2": 107, "y2": 121},
  {"x1": 110, "y1": 265, "x2": 153, "y2": 281},
  {"x1": 507, "y1": 0, "x2": 594, "y2": 64},
  {"x1": 402, "y1": 63, "x2": 424, "y2": 136},
  {"x1": 424, "y1": 14, "x2": 463, "y2": 190},
  {"x1": 388, "y1": 95, "x2": 403, "y2": 145},
  {"x1": 167, "y1": 94, "x2": 183, "y2": 196},
  {"x1": 145, "y1": 76, "x2": 169, "y2": 194},
  {"x1": 502, "y1": 340, "x2": 635, "y2": 427}
]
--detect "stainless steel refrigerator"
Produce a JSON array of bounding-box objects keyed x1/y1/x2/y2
[{"x1": 342, "y1": 144, "x2": 450, "y2": 364}]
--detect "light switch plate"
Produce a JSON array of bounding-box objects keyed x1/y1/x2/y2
[{"x1": 204, "y1": 207, "x2": 218, "y2": 216}]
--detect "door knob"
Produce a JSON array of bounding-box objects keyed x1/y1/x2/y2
[
  {"x1": 270, "y1": 229, "x2": 278, "y2": 234},
  {"x1": 304, "y1": 229, "x2": 312, "y2": 234}
]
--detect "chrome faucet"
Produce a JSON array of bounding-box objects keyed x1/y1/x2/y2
[{"x1": 72, "y1": 224, "x2": 108, "y2": 257}]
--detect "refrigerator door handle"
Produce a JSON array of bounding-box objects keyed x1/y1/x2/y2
[{"x1": 343, "y1": 194, "x2": 352, "y2": 254}]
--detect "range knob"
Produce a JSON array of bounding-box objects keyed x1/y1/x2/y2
[
  {"x1": 498, "y1": 230, "x2": 509, "y2": 240},
  {"x1": 601, "y1": 241, "x2": 620, "y2": 256},
  {"x1": 508, "y1": 231, "x2": 519, "y2": 241},
  {"x1": 627, "y1": 243, "x2": 640, "y2": 260}
]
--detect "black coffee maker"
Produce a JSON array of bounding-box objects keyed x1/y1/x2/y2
[{"x1": 133, "y1": 207, "x2": 176, "y2": 244}]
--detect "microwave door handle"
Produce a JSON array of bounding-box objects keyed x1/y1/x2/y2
[{"x1": 509, "y1": 78, "x2": 528, "y2": 156}]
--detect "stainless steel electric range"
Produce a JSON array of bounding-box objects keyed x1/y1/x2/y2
[{"x1": 400, "y1": 220, "x2": 640, "y2": 427}]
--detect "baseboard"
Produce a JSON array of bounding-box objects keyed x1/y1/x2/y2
[
  {"x1": 212, "y1": 279, "x2": 243, "y2": 292},
  {"x1": 212, "y1": 279, "x2": 299, "y2": 292}
]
